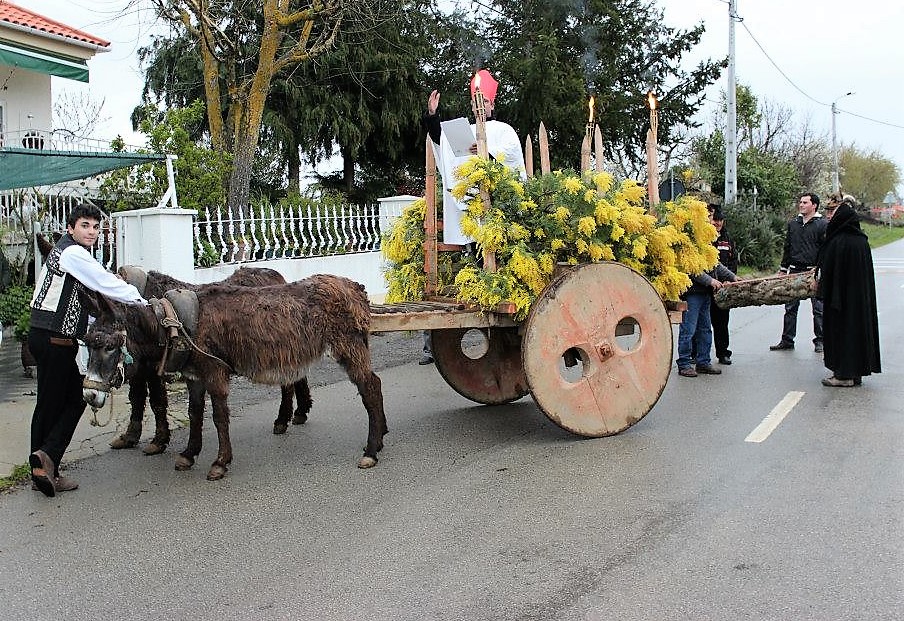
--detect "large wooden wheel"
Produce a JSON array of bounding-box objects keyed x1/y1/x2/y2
[
  {"x1": 522, "y1": 262, "x2": 673, "y2": 437},
  {"x1": 432, "y1": 327, "x2": 529, "y2": 405}
]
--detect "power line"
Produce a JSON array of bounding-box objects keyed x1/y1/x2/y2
[{"x1": 738, "y1": 20, "x2": 904, "y2": 130}]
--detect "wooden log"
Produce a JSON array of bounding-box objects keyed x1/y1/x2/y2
[
  {"x1": 524, "y1": 135, "x2": 534, "y2": 178},
  {"x1": 539, "y1": 121, "x2": 551, "y2": 174},
  {"x1": 713, "y1": 270, "x2": 817, "y2": 309}
]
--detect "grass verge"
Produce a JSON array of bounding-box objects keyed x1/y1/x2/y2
[
  {"x1": 0, "y1": 463, "x2": 29, "y2": 493},
  {"x1": 863, "y1": 222, "x2": 904, "y2": 248}
]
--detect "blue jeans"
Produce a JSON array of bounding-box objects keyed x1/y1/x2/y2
[{"x1": 677, "y1": 292, "x2": 713, "y2": 369}]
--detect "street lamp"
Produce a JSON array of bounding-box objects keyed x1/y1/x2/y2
[{"x1": 831, "y1": 91, "x2": 854, "y2": 193}]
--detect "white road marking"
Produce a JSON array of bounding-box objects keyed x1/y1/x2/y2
[{"x1": 745, "y1": 391, "x2": 805, "y2": 443}]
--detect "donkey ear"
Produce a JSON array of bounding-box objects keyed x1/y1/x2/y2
[{"x1": 86, "y1": 292, "x2": 122, "y2": 322}]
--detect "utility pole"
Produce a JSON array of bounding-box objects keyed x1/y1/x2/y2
[
  {"x1": 831, "y1": 91, "x2": 854, "y2": 194},
  {"x1": 723, "y1": 0, "x2": 738, "y2": 205}
]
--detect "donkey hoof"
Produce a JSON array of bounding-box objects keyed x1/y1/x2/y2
[
  {"x1": 291, "y1": 413, "x2": 307, "y2": 425},
  {"x1": 143, "y1": 442, "x2": 167, "y2": 456},
  {"x1": 110, "y1": 435, "x2": 138, "y2": 450},
  {"x1": 272, "y1": 423, "x2": 288, "y2": 435},
  {"x1": 357, "y1": 455, "x2": 378, "y2": 469},
  {"x1": 174, "y1": 455, "x2": 194, "y2": 471},
  {"x1": 207, "y1": 464, "x2": 227, "y2": 480}
]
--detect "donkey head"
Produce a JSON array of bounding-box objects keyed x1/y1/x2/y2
[{"x1": 81, "y1": 294, "x2": 129, "y2": 409}]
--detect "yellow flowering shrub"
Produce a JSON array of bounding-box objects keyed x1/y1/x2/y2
[{"x1": 382, "y1": 157, "x2": 717, "y2": 319}]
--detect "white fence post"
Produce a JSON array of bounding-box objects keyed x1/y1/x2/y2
[{"x1": 113, "y1": 207, "x2": 196, "y2": 282}]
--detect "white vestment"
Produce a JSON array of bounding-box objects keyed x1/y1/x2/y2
[{"x1": 434, "y1": 120, "x2": 525, "y2": 245}]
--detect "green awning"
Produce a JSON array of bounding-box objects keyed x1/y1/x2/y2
[
  {"x1": 0, "y1": 148, "x2": 165, "y2": 190},
  {"x1": 0, "y1": 41, "x2": 89, "y2": 82}
]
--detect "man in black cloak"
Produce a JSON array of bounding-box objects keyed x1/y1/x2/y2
[{"x1": 816, "y1": 196, "x2": 881, "y2": 387}]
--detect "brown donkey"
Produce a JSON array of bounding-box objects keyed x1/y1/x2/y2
[
  {"x1": 83, "y1": 274, "x2": 386, "y2": 479},
  {"x1": 110, "y1": 267, "x2": 313, "y2": 455}
]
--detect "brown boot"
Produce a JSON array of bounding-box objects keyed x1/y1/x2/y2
[
  {"x1": 29, "y1": 450, "x2": 56, "y2": 497},
  {"x1": 54, "y1": 475, "x2": 79, "y2": 492}
]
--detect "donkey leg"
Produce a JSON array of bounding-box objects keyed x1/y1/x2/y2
[
  {"x1": 206, "y1": 378, "x2": 233, "y2": 481},
  {"x1": 176, "y1": 380, "x2": 206, "y2": 471},
  {"x1": 292, "y1": 378, "x2": 313, "y2": 425},
  {"x1": 143, "y1": 373, "x2": 170, "y2": 455},
  {"x1": 273, "y1": 385, "x2": 294, "y2": 435},
  {"x1": 342, "y1": 360, "x2": 386, "y2": 468},
  {"x1": 110, "y1": 372, "x2": 146, "y2": 449}
]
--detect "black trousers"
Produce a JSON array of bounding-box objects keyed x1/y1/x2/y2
[
  {"x1": 710, "y1": 298, "x2": 731, "y2": 359},
  {"x1": 28, "y1": 328, "x2": 87, "y2": 471}
]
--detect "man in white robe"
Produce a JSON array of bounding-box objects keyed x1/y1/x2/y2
[{"x1": 423, "y1": 69, "x2": 526, "y2": 246}]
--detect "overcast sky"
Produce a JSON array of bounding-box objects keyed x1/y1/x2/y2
[{"x1": 15, "y1": 0, "x2": 904, "y2": 196}]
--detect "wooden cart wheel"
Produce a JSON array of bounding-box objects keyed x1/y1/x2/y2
[
  {"x1": 522, "y1": 262, "x2": 673, "y2": 437},
  {"x1": 432, "y1": 327, "x2": 530, "y2": 405}
]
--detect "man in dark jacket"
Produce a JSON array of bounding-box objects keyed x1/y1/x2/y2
[
  {"x1": 816, "y1": 196, "x2": 881, "y2": 386},
  {"x1": 770, "y1": 192, "x2": 827, "y2": 352},
  {"x1": 709, "y1": 207, "x2": 738, "y2": 364},
  {"x1": 677, "y1": 260, "x2": 738, "y2": 378}
]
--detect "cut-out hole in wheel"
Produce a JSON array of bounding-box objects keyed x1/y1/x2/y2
[
  {"x1": 460, "y1": 328, "x2": 490, "y2": 360},
  {"x1": 615, "y1": 316, "x2": 641, "y2": 352},
  {"x1": 432, "y1": 328, "x2": 530, "y2": 405},
  {"x1": 558, "y1": 347, "x2": 588, "y2": 384}
]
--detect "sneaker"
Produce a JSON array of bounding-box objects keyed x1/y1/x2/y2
[
  {"x1": 814, "y1": 343, "x2": 824, "y2": 353},
  {"x1": 418, "y1": 354, "x2": 434, "y2": 365},
  {"x1": 769, "y1": 341, "x2": 794, "y2": 351},
  {"x1": 822, "y1": 376, "x2": 854, "y2": 387},
  {"x1": 678, "y1": 367, "x2": 697, "y2": 377},
  {"x1": 696, "y1": 364, "x2": 722, "y2": 375},
  {"x1": 718, "y1": 356, "x2": 732, "y2": 365}
]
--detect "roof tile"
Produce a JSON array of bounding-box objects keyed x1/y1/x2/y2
[{"x1": 0, "y1": 0, "x2": 110, "y2": 48}]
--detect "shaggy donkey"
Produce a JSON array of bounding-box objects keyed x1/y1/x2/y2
[
  {"x1": 83, "y1": 274, "x2": 386, "y2": 479},
  {"x1": 110, "y1": 267, "x2": 313, "y2": 455}
]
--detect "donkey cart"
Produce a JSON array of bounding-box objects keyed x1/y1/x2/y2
[{"x1": 369, "y1": 261, "x2": 683, "y2": 438}]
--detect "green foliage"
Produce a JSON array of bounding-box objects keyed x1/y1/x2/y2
[
  {"x1": 99, "y1": 100, "x2": 231, "y2": 215},
  {"x1": 0, "y1": 462, "x2": 30, "y2": 491},
  {"x1": 863, "y1": 222, "x2": 904, "y2": 247},
  {"x1": 0, "y1": 285, "x2": 31, "y2": 325},
  {"x1": 839, "y1": 146, "x2": 902, "y2": 206},
  {"x1": 692, "y1": 130, "x2": 799, "y2": 210},
  {"x1": 722, "y1": 202, "x2": 786, "y2": 271},
  {"x1": 0, "y1": 285, "x2": 32, "y2": 342},
  {"x1": 481, "y1": 0, "x2": 725, "y2": 170}
]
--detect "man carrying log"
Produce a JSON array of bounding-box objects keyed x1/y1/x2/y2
[{"x1": 769, "y1": 192, "x2": 827, "y2": 353}]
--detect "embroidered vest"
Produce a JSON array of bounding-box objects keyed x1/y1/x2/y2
[{"x1": 30, "y1": 235, "x2": 90, "y2": 336}]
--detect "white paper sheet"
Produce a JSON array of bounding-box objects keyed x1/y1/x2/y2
[{"x1": 440, "y1": 117, "x2": 476, "y2": 158}]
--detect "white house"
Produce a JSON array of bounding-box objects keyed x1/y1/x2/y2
[{"x1": 0, "y1": 0, "x2": 109, "y2": 147}]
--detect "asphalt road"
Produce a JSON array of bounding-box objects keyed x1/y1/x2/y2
[{"x1": 0, "y1": 244, "x2": 901, "y2": 621}]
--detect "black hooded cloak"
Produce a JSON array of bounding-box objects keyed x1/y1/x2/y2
[{"x1": 816, "y1": 203, "x2": 881, "y2": 379}]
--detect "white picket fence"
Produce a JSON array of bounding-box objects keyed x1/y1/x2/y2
[{"x1": 2, "y1": 191, "x2": 417, "y2": 296}]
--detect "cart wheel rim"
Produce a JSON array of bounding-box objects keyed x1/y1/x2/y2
[
  {"x1": 433, "y1": 327, "x2": 530, "y2": 405},
  {"x1": 522, "y1": 262, "x2": 672, "y2": 436}
]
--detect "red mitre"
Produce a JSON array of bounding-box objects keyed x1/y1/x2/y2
[{"x1": 470, "y1": 69, "x2": 499, "y2": 102}]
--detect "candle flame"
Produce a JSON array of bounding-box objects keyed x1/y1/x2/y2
[
  {"x1": 472, "y1": 72, "x2": 481, "y2": 92},
  {"x1": 647, "y1": 91, "x2": 657, "y2": 111},
  {"x1": 588, "y1": 96, "x2": 595, "y2": 123}
]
